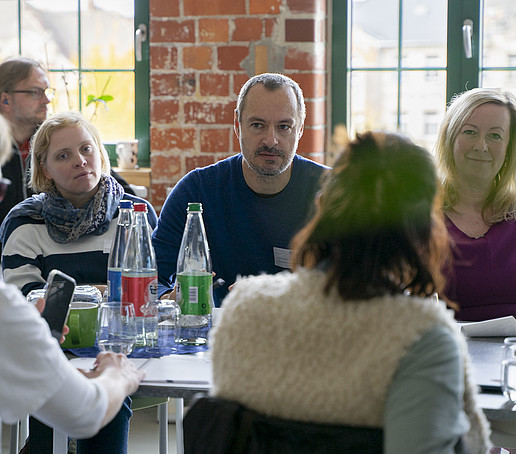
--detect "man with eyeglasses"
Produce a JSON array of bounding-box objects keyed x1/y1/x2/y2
[{"x1": 0, "y1": 57, "x2": 53, "y2": 223}]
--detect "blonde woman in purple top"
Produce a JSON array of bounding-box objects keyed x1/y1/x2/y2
[{"x1": 436, "y1": 88, "x2": 516, "y2": 321}]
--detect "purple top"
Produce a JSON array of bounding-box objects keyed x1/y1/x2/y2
[{"x1": 444, "y1": 216, "x2": 516, "y2": 321}]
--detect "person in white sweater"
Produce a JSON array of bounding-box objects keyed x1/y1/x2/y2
[
  {"x1": 0, "y1": 282, "x2": 144, "y2": 437},
  {"x1": 211, "y1": 131, "x2": 492, "y2": 453}
]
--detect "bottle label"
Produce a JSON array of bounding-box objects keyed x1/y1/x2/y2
[
  {"x1": 107, "y1": 268, "x2": 122, "y2": 301},
  {"x1": 177, "y1": 273, "x2": 212, "y2": 316},
  {"x1": 121, "y1": 271, "x2": 158, "y2": 317}
]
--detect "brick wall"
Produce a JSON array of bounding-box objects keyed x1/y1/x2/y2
[{"x1": 149, "y1": 0, "x2": 328, "y2": 209}]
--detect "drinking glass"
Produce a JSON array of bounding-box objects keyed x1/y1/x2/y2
[
  {"x1": 501, "y1": 337, "x2": 516, "y2": 402},
  {"x1": 97, "y1": 302, "x2": 136, "y2": 355}
]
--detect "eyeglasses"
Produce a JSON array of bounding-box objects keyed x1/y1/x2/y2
[
  {"x1": 0, "y1": 178, "x2": 11, "y2": 203},
  {"x1": 9, "y1": 87, "x2": 55, "y2": 101}
]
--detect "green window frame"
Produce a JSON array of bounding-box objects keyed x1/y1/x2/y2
[
  {"x1": 333, "y1": 0, "x2": 516, "y2": 141},
  {"x1": 7, "y1": 0, "x2": 149, "y2": 167}
]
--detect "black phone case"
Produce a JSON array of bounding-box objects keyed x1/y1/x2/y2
[{"x1": 41, "y1": 270, "x2": 76, "y2": 340}]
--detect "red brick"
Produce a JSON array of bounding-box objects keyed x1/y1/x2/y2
[
  {"x1": 150, "y1": 153, "x2": 182, "y2": 180},
  {"x1": 150, "y1": 46, "x2": 178, "y2": 70},
  {"x1": 185, "y1": 155, "x2": 217, "y2": 172},
  {"x1": 184, "y1": 101, "x2": 234, "y2": 124},
  {"x1": 151, "y1": 126, "x2": 196, "y2": 150},
  {"x1": 151, "y1": 181, "x2": 183, "y2": 212},
  {"x1": 249, "y1": 0, "x2": 282, "y2": 14},
  {"x1": 285, "y1": 48, "x2": 326, "y2": 71},
  {"x1": 298, "y1": 127, "x2": 325, "y2": 155},
  {"x1": 288, "y1": 72, "x2": 325, "y2": 99},
  {"x1": 184, "y1": 0, "x2": 245, "y2": 16},
  {"x1": 151, "y1": 190, "x2": 166, "y2": 211},
  {"x1": 200, "y1": 128, "x2": 231, "y2": 153},
  {"x1": 287, "y1": 0, "x2": 326, "y2": 14},
  {"x1": 151, "y1": 99, "x2": 179, "y2": 124},
  {"x1": 264, "y1": 18, "x2": 278, "y2": 38},
  {"x1": 151, "y1": 19, "x2": 195, "y2": 43},
  {"x1": 233, "y1": 73, "x2": 250, "y2": 97},
  {"x1": 232, "y1": 18, "x2": 263, "y2": 41},
  {"x1": 183, "y1": 46, "x2": 213, "y2": 70},
  {"x1": 199, "y1": 19, "x2": 229, "y2": 43},
  {"x1": 286, "y1": 19, "x2": 324, "y2": 43},
  {"x1": 150, "y1": 0, "x2": 179, "y2": 17},
  {"x1": 151, "y1": 73, "x2": 196, "y2": 97},
  {"x1": 305, "y1": 99, "x2": 326, "y2": 127},
  {"x1": 217, "y1": 46, "x2": 250, "y2": 71},
  {"x1": 200, "y1": 74, "x2": 230, "y2": 97}
]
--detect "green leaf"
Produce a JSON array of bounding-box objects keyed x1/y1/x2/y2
[{"x1": 85, "y1": 95, "x2": 97, "y2": 106}]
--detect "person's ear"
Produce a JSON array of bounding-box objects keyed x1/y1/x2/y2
[
  {"x1": 297, "y1": 123, "x2": 304, "y2": 140},
  {"x1": 0, "y1": 93, "x2": 9, "y2": 109},
  {"x1": 233, "y1": 109, "x2": 242, "y2": 140}
]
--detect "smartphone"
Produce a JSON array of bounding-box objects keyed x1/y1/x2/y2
[{"x1": 41, "y1": 270, "x2": 77, "y2": 341}]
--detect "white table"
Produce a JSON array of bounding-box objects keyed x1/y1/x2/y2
[{"x1": 467, "y1": 337, "x2": 516, "y2": 421}]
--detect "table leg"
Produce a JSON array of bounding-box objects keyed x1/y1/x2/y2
[
  {"x1": 20, "y1": 417, "x2": 28, "y2": 447},
  {"x1": 9, "y1": 423, "x2": 18, "y2": 454},
  {"x1": 159, "y1": 401, "x2": 169, "y2": 454},
  {"x1": 175, "y1": 398, "x2": 184, "y2": 454},
  {"x1": 53, "y1": 429, "x2": 67, "y2": 454}
]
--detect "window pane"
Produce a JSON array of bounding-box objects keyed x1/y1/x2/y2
[
  {"x1": 81, "y1": 72, "x2": 135, "y2": 142},
  {"x1": 400, "y1": 70, "x2": 446, "y2": 151},
  {"x1": 482, "y1": 0, "x2": 516, "y2": 68},
  {"x1": 401, "y1": 0, "x2": 447, "y2": 68},
  {"x1": 0, "y1": 1, "x2": 20, "y2": 59},
  {"x1": 48, "y1": 70, "x2": 80, "y2": 115},
  {"x1": 22, "y1": 1, "x2": 78, "y2": 69},
  {"x1": 482, "y1": 71, "x2": 516, "y2": 94},
  {"x1": 351, "y1": 0, "x2": 399, "y2": 68},
  {"x1": 349, "y1": 71, "x2": 399, "y2": 134},
  {"x1": 82, "y1": 0, "x2": 134, "y2": 70}
]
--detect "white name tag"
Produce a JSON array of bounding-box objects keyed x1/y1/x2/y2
[
  {"x1": 103, "y1": 239, "x2": 112, "y2": 254},
  {"x1": 273, "y1": 247, "x2": 291, "y2": 269}
]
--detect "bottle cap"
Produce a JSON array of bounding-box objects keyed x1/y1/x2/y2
[
  {"x1": 119, "y1": 200, "x2": 133, "y2": 209},
  {"x1": 187, "y1": 202, "x2": 202, "y2": 212},
  {"x1": 133, "y1": 203, "x2": 148, "y2": 212}
]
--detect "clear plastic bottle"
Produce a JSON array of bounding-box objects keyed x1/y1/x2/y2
[
  {"x1": 121, "y1": 202, "x2": 158, "y2": 347},
  {"x1": 175, "y1": 202, "x2": 213, "y2": 345},
  {"x1": 107, "y1": 200, "x2": 133, "y2": 302}
]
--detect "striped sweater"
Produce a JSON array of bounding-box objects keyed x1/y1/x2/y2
[{"x1": 1, "y1": 193, "x2": 157, "y2": 295}]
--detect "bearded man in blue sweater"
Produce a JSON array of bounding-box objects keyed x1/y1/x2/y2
[{"x1": 152, "y1": 73, "x2": 328, "y2": 307}]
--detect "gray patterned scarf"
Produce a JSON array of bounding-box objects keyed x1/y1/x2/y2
[{"x1": 2, "y1": 173, "x2": 124, "y2": 244}]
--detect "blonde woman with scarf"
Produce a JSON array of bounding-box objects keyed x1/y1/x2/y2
[{"x1": 0, "y1": 111, "x2": 156, "y2": 454}]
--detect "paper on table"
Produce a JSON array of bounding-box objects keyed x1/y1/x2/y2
[
  {"x1": 70, "y1": 355, "x2": 212, "y2": 385},
  {"x1": 141, "y1": 355, "x2": 211, "y2": 384},
  {"x1": 460, "y1": 316, "x2": 516, "y2": 337}
]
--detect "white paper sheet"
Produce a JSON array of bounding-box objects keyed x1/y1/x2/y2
[
  {"x1": 70, "y1": 354, "x2": 212, "y2": 385},
  {"x1": 460, "y1": 316, "x2": 516, "y2": 337},
  {"x1": 141, "y1": 355, "x2": 212, "y2": 384}
]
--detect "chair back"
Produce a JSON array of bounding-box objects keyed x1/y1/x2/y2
[{"x1": 183, "y1": 396, "x2": 383, "y2": 454}]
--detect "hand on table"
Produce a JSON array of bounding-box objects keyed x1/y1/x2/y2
[{"x1": 78, "y1": 352, "x2": 145, "y2": 395}]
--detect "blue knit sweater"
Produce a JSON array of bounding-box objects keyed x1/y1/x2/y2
[{"x1": 152, "y1": 154, "x2": 327, "y2": 307}]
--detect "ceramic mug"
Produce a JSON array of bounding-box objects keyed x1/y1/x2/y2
[
  {"x1": 60, "y1": 302, "x2": 99, "y2": 349},
  {"x1": 116, "y1": 140, "x2": 138, "y2": 169}
]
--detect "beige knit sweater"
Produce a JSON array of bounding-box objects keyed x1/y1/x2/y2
[{"x1": 211, "y1": 268, "x2": 491, "y2": 453}]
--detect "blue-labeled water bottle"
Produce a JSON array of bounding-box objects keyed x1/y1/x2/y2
[
  {"x1": 175, "y1": 202, "x2": 213, "y2": 345},
  {"x1": 107, "y1": 200, "x2": 133, "y2": 302},
  {"x1": 121, "y1": 203, "x2": 158, "y2": 347}
]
